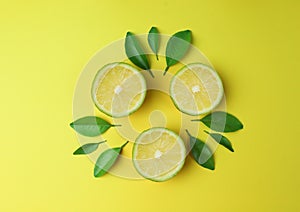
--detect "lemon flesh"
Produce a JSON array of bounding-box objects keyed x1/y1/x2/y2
[
  {"x1": 91, "y1": 62, "x2": 146, "y2": 117},
  {"x1": 132, "y1": 128, "x2": 186, "y2": 182},
  {"x1": 170, "y1": 63, "x2": 224, "y2": 116}
]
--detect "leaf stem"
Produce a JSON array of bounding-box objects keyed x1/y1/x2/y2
[
  {"x1": 203, "y1": 130, "x2": 210, "y2": 135},
  {"x1": 163, "y1": 66, "x2": 169, "y2": 75},
  {"x1": 185, "y1": 129, "x2": 192, "y2": 137},
  {"x1": 156, "y1": 54, "x2": 159, "y2": 61},
  {"x1": 98, "y1": 140, "x2": 107, "y2": 144},
  {"x1": 112, "y1": 124, "x2": 122, "y2": 127},
  {"x1": 191, "y1": 119, "x2": 201, "y2": 122},
  {"x1": 147, "y1": 69, "x2": 155, "y2": 78},
  {"x1": 120, "y1": 141, "x2": 129, "y2": 149}
]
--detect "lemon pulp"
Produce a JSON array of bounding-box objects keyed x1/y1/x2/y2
[
  {"x1": 91, "y1": 62, "x2": 146, "y2": 117},
  {"x1": 132, "y1": 128, "x2": 186, "y2": 182},
  {"x1": 170, "y1": 63, "x2": 224, "y2": 115}
]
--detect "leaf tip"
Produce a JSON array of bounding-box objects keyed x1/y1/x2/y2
[
  {"x1": 201, "y1": 163, "x2": 215, "y2": 171},
  {"x1": 240, "y1": 123, "x2": 244, "y2": 130},
  {"x1": 185, "y1": 30, "x2": 192, "y2": 38},
  {"x1": 72, "y1": 148, "x2": 81, "y2": 155},
  {"x1": 94, "y1": 167, "x2": 104, "y2": 178},
  {"x1": 204, "y1": 162, "x2": 215, "y2": 171},
  {"x1": 93, "y1": 171, "x2": 99, "y2": 178},
  {"x1": 126, "y1": 31, "x2": 133, "y2": 37}
]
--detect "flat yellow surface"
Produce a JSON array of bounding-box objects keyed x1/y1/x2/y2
[{"x1": 0, "y1": 0, "x2": 299, "y2": 211}]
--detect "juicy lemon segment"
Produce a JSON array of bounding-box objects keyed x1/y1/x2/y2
[
  {"x1": 91, "y1": 62, "x2": 146, "y2": 117},
  {"x1": 170, "y1": 63, "x2": 224, "y2": 115},
  {"x1": 132, "y1": 128, "x2": 186, "y2": 182}
]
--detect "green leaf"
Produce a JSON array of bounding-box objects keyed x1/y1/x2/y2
[
  {"x1": 204, "y1": 131, "x2": 234, "y2": 152},
  {"x1": 192, "y1": 111, "x2": 243, "y2": 132},
  {"x1": 186, "y1": 130, "x2": 215, "y2": 170},
  {"x1": 148, "y1": 26, "x2": 160, "y2": 60},
  {"x1": 164, "y1": 30, "x2": 192, "y2": 75},
  {"x1": 73, "y1": 140, "x2": 107, "y2": 155},
  {"x1": 70, "y1": 116, "x2": 120, "y2": 137},
  {"x1": 125, "y1": 32, "x2": 154, "y2": 77},
  {"x1": 94, "y1": 141, "x2": 129, "y2": 177}
]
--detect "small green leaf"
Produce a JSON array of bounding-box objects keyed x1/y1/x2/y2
[
  {"x1": 70, "y1": 116, "x2": 120, "y2": 137},
  {"x1": 164, "y1": 30, "x2": 192, "y2": 75},
  {"x1": 125, "y1": 32, "x2": 154, "y2": 77},
  {"x1": 192, "y1": 111, "x2": 243, "y2": 132},
  {"x1": 204, "y1": 131, "x2": 234, "y2": 152},
  {"x1": 148, "y1": 26, "x2": 160, "y2": 60},
  {"x1": 73, "y1": 140, "x2": 107, "y2": 155},
  {"x1": 94, "y1": 141, "x2": 129, "y2": 177},
  {"x1": 186, "y1": 130, "x2": 215, "y2": 170}
]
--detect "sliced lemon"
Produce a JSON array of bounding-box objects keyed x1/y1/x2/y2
[
  {"x1": 91, "y1": 62, "x2": 146, "y2": 117},
  {"x1": 170, "y1": 63, "x2": 224, "y2": 116},
  {"x1": 132, "y1": 128, "x2": 186, "y2": 182}
]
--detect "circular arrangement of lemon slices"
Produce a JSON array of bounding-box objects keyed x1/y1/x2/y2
[{"x1": 90, "y1": 61, "x2": 224, "y2": 181}]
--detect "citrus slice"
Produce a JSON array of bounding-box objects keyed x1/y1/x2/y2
[
  {"x1": 170, "y1": 63, "x2": 224, "y2": 116},
  {"x1": 91, "y1": 62, "x2": 146, "y2": 117},
  {"x1": 132, "y1": 128, "x2": 186, "y2": 182}
]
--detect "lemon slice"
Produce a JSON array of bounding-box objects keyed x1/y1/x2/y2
[
  {"x1": 170, "y1": 63, "x2": 224, "y2": 116},
  {"x1": 91, "y1": 62, "x2": 146, "y2": 117},
  {"x1": 132, "y1": 128, "x2": 186, "y2": 182}
]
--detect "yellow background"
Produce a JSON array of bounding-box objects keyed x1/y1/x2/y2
[{"x1": 1, "y1": 0, "x2": 299, "y2": 211}]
